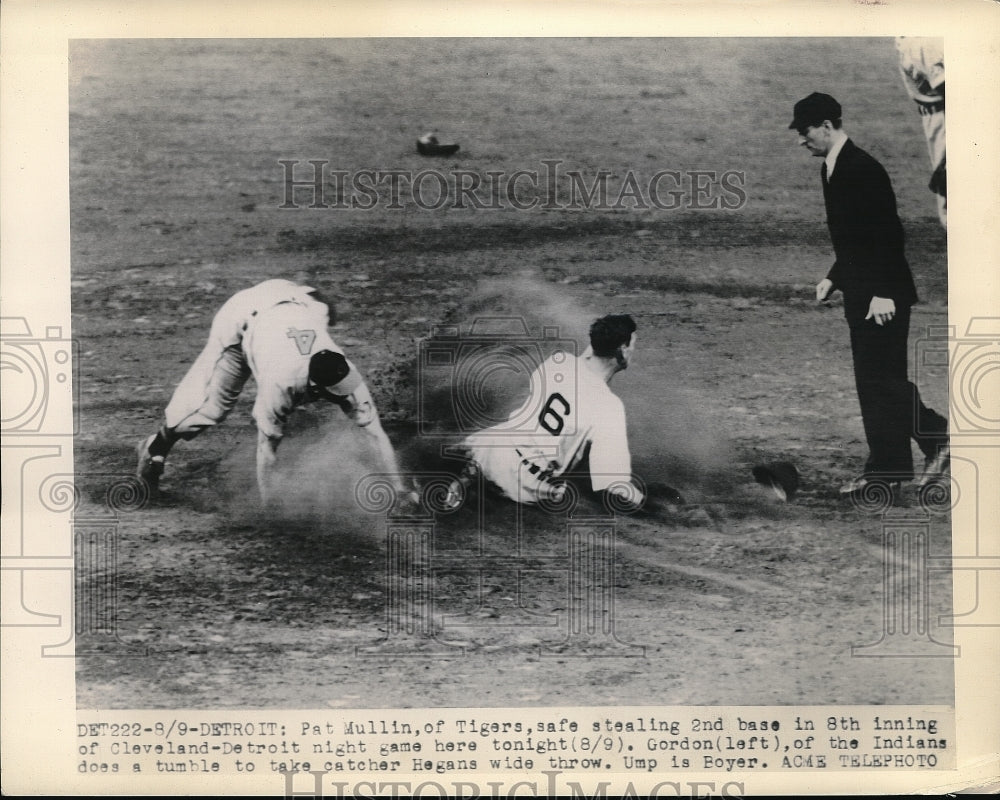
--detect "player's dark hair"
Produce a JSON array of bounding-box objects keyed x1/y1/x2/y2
[
  {"x1": 309, "y1": 349, "x2": 350, "y2": 388},
  {"x1": 589, "y1": 314, "x2": 636, "y2": 357}
]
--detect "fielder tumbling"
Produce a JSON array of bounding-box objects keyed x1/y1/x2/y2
[
  {"x1": 136, "y1": 279, "x2": 411, "y2": 503},
  {"x1": 444, "y1": 314, "x2": 674, "y2": 512}
]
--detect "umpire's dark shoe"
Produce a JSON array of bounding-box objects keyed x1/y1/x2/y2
[
  {"x1": 915, "y1": 444, "x2": 950, "y2": 488},
  {"x1": 840, "y1": 475, "x2": 903, "y2": 510},
  {"x1": 839, "y1": 475, "x2": 872, "y2": 494},
  {"x1": 136, "y1": 435, "x2": 165, "y2": 490}
]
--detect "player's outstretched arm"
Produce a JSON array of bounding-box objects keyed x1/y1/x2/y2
[
  {"x1": 364, "y1": 417, "x2": 409, "y2": 495},
  {"x1": 597, "y1": 480, "x2": 685, "y2": 516},
  {"x1": 594, "y1": 480, "x2": 647, "y2": 515},
  {"x1": 335, "y1": 381, "x2": 411, "y2": 497},
  {"x1": 256, "y1": 431, "x2": 281, "y2": 504}
]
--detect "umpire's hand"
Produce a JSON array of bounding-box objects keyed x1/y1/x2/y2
[{"x1": 865, "y1": 296, "x2": 896, "y2": 326}]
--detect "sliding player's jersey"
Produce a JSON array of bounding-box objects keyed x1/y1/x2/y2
[{"x1": 464, "y1": 352, "x2": 633, "y2": 504}]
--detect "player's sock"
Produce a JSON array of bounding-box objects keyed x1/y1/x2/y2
[{"x1": 147, "y1": 426, "x2": 179, "y2": 458}]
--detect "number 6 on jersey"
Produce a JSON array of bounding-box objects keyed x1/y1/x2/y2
[{"x1": 539, "y1": 392, "x2": 570, "y2": 435}]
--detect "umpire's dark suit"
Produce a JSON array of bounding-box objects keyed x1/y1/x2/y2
[{"x1": 822, "y1": 139, "x2": 947, "y2": 478}]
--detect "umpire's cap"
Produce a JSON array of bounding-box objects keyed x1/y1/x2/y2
[
  {"x1": 309, "y1": 350, "x2": 352, "y2": 388},
  {"x1": 789, "y1": 92, "x2": 842, "y2": 131}
]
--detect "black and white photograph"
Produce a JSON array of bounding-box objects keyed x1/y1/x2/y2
[
  {"x1": 67, "y1": 34, "x2": 961, "y2": 708},
  {"x1": 2, "y1": 1, "x2": 998, "y2": 796}
]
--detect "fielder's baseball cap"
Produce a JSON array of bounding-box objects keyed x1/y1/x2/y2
[{"x1": 789, "y1": 92, "x2": 842, "y2": 131}]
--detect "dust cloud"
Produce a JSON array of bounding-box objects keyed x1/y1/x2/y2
[
  {"x1": 219, "y1": 273, "x2": 738, "y2": 530},
  {"x1": 425, "y1": 275, "x2": 737, "y2": 497},
  {"x1": 215, "y1": 407, "x2": 392, "y2": 543}
]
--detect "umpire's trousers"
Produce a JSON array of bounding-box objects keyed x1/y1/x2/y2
[{"x1": 848, "y1": 304, "x2": 948, "y2": 480}]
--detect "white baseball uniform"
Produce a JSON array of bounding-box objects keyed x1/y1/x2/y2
[
  {"x1": 463, "y1": 351, "x2": 635, "y2": 505},
  {"x1": 896, "y1": 37, "x2": 946, "y2": 226},
  {"x1": 164, "y1": 279, "x2": 365, "y2": 442}
]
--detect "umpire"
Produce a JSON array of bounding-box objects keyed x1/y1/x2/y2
[{"x1": 789, "y1": 92, "x2": 949, "y2": 496}]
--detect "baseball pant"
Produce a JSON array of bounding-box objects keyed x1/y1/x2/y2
[
  {"x1": 164, "y1": 323, "x2": 251, "y2": 438},
  {"x1": 921, "y1": 109, "x2": 946, "y2": 226},
  {"x1": 848, "y1": 304, "x2": 948, "y2": 479},
  {"x1": 465, "y1": 440, "x2": 567, "y2": 506}
]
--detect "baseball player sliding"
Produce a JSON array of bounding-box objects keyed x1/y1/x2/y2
[
  {"x1": 136, "y1": 279, "x2": 411, "y2": 504},
  {"x1": 444, "y1": 314, "x2": 677, "y2": 513}
]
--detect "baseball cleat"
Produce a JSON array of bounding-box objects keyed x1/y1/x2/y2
[
  {"x1": 839, "y1": 475, "x2": 902, "y2": 496},
  {"x1": 838, "y1": 475, "x2": 868, "y2": 495},
  {"x1": 915, "y1": 444, "x2": 950, "y2": 488},
  {"x1": 440, "y1": 459, "x2": 480, "y2": 511},
  {"x1": 442, "y1": 479, "x2": 465, "y2": 511},
  {"x1": 136, "y1": 434, "x2": 165, "y2": 490}
]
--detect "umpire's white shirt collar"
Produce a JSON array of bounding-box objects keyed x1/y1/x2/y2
[{"x1": 825, "y1": 134, "x2": 849, "y2": 178}]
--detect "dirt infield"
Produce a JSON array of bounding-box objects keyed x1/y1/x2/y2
[{"x1": 70, "y1": 38, "x2": 953, "y2": 709}]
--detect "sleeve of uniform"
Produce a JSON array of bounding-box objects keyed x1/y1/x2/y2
[
  {"x1": 916, "y1": 41, "x2": 945, "y2": 91},
  {"x1": 586, "y1": 396, "x2": 633, "y2": 492},
  {"x1": 825, "y1": 259, "x2": 843, "y2": 292},
  {"x1": 925, "y1": 58, "x2": 945, "y2": 91},
  {"x1": 897, "y1": 38, "x2": 945, "y2": 97},
  {"x1": 252, "y1": 378, "x2": 295, "y2": 441},
  {"x1": 851, "y1": 156, "x2": 909, "y2": 298}
]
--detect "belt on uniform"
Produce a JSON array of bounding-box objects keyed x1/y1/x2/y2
[
  {"x1": 915, "y1": 100, "x2": 945, "y2": 116},
  {"x1": 515, "y1": 449, "x2": 560, "y2": 485}
]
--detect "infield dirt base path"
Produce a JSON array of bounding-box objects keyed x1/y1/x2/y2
[{"x1": 69, "y1": 37, "x2": 953, "y2": 710}]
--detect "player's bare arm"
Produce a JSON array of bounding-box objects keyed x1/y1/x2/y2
[
  {"x1": 255, "y1": 431, "x2": 281, "y2": 504},
  {"x1": 329, "y1": 379, "x2": 414, "y2": 499}
]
